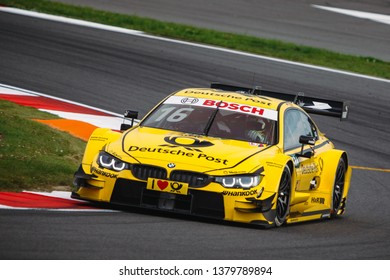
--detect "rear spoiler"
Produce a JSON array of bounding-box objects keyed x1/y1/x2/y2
[{"x1": 210, "y1": 83, "x2": 349, "y2": 120}]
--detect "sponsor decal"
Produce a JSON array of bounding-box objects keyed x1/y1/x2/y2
[
  {"x1": 244, "y1": 97, "x2": 272, "y2": 106},
  {"x1": 147, "y1": 178, "x2": 189, "y2": 195},
  {"x1": 183, "y1": 90, "x2": 243, "y2": 100},
  {"x1": 223, "y1": 170, "x2": 247, "y2": 175},
  {"x1": 162, "y1": 136, "x2": 214, "y2": 151},
  {"x1": 90, "y1": 136, "x2": 109, "y2": 142},
  {"x1": 301, "y1": 163, "x2": 319, "y2": 175},
  {"x1": 222, "y1": 189, "x2": 258, "y2": 196},
  {"x1": 129, "y1": 145, "x2": 195, "y2": 157},
  {"x1": 164, "y1": 95, "x2": 278, "y2": 120},
  {"x1": 311, "y1": 197, "x2": 325, "y2": 204},
  {"x1": 304, "y1": 101, "x2": 332, "y2": 110},
  {"x1": 128, "y1": 135, "x2": 228, "y2": 165},
  {"x1": 183, "y1": 90, "x2": 272, "y2": 106},
  {"x1": 128, "y1": 145, "x2": 228, "y2": 165},
  {"x1": 198, "y1": 153, "x2": 228, "y2": 165},
  {"x1": 202, "y1": 99, "x2": 265, "y2": 116},
  {"x1": 180, "y1": 97, "x2": 199, "y2": 104},
  {"x1": 91, "y1": 166, "x2": 118, "y2": 178}
]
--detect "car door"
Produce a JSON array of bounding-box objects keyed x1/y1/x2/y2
[{"x1": 283, "y1": 108, "x2": 320, "y2": 192}]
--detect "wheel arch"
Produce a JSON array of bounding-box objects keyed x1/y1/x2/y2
[
  {"x1": 317, "y1": 149, "x2": 352, "y2": 214},
  {"x1": 262, "y1": 155, "x2": 294, "y2": 193},
  {"x1": 318, "y1": 149, "x2": 349, "y2": 191}
]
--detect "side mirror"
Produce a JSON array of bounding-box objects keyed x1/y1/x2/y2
[
  {"x1": 124, "y1": 110, "x2": 138, "y2": 119},
  {"x1": 298, "y1": 135, "x2": 316, "y2": 158},
  {"x1": 121, "y1": 110, "x2": 138, "y2": 131},
  {"x1": 299, "y1": 135, "x2": 316, "y2": 145}
]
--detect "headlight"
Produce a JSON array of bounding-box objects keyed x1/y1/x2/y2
[
  {"x1": 215, "y1": 175, "x2": 260, "y2": 189},
  {"x1": 97, "y1": 151, "x2": 129, "y2": 171}
]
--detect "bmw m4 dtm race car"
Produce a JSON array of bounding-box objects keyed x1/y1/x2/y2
[{"x1": 73, "y1": 83, "x2": 352, "y2": 227}]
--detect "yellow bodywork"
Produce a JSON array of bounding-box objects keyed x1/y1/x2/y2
[{"x1": 72, "y1": 88, "x2": 352, "y2": 227}]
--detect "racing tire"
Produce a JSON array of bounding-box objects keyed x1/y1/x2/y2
[
  {"x1": 274, "y1": 165, "x2": 292, "y2": 227},
  {"x1": 331, "y1": 157, "x2": 346, "y2": 217}
]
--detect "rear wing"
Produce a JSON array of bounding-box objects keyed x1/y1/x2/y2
[{"x1": 210, "y1": 83, "x2": 349, "y2": 120}]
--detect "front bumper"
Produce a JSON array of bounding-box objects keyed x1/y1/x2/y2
[{"x1": 72, "y1": 165, "x2": 276, "y2": 226}]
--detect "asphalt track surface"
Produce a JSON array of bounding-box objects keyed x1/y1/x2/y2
[
  {"x1": 0, "y1": 2, "x2": 390, "y2": 260},
  {"x1": 52, "y1": 0, "x2": 390, "y2": 61}
]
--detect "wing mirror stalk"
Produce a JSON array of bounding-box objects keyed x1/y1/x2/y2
[{"x1": 298, "y1": 135, "x2": 316, "y2": 158}]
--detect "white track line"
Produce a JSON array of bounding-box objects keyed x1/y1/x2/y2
[{"x1": 0, "y1": 7, "x2": 389, "y2": 84}]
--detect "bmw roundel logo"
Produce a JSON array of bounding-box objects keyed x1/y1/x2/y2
[
  {"x1": 167, "y1": 163, "x2": 176, "y2": 168},
  {"x1": 181, "y1": 97, "x2": 199, "y2": 104}
]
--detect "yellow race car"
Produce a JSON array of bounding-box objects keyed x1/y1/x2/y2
[{"x1": 72, "y1": 83, "x2": 352, "y2": 227}]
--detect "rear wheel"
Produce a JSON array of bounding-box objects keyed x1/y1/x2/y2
[
  {"x1": 274, "y1": 165, "x2": 292, "y2": 226},
  {"x1": 331, "y1": 157, "x2": 346, "y2": 217}
]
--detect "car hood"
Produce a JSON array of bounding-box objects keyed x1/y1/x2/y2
[{"x1": 107, "y1": 126, "x2": 269, "y2": 171}]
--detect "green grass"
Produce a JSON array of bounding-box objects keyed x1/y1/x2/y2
[
  {"x1": 1, "y1": 0, "x2": 389, "y2": 79},
  {"x1": 0, "y1": 99, "x2": 86, "y2": 191}
]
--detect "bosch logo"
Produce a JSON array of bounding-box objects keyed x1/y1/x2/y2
[{"x1": 203, "y1": 99, "x2": 264, "y2": 116}]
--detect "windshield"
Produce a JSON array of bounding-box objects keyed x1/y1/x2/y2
[{"x1": 141, "y1": 96, "x2": 276, "y2": 145}]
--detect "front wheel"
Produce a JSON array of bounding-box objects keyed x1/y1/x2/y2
[
  {"x1": 331, "y1": 157, "x2": 346, "y2": 217},
  {"x1": 274, "y1": 165, "x2": 292, "y2": 226}
]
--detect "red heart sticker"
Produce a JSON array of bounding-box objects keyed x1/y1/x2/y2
[{"x1": 157, "y1": 180, "x2": 169, "y2": 190}]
